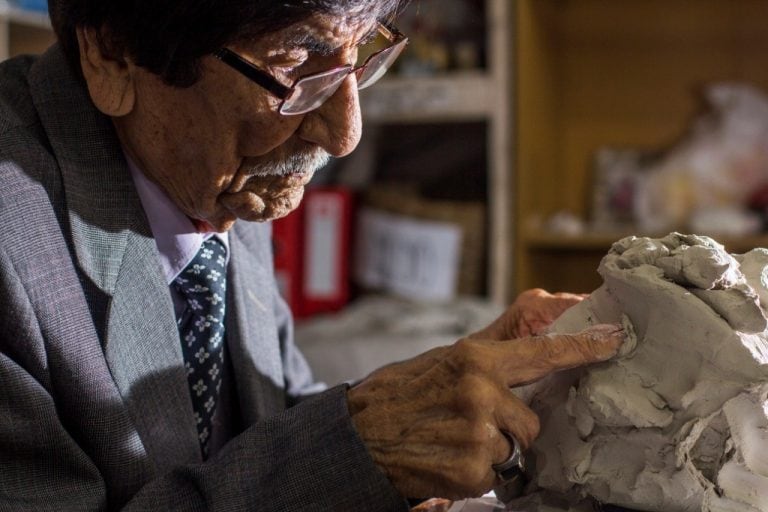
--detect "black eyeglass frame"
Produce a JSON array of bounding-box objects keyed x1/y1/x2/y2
[{"x1": 213, "y1": 22, "x2": 408, "y2": 115}]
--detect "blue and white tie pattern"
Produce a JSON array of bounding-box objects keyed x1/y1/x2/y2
[{"x1": 173, "y1": 237, "x2": 227, "y2": 458}]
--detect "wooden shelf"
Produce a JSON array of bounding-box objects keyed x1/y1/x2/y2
[
  {"x1": 519, "y1": 228, "x2": 768, "y2": 295},
  {"x1": 525, "y1": 231, "x2": 768, "y2": 253},
  {"x1": 524, "y1": 231, "x2": 633, "y2": 251},
  {"x1": 355, "y1": 0, "x2": 513, "y2": 305},
  {"x1": 360, "y1": 72, "x2": 494, "y2": 123}
]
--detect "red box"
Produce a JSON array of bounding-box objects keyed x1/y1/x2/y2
[{"x1": 272, "y1": 187, "x2": 353, "y2": 318}]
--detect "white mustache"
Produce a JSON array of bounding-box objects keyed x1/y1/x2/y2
[{"x1": 242, "y1": 148, "x2": 330, "y2": 177}]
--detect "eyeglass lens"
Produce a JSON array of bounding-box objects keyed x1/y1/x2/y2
[
  {"x1": 357, "y1": 38, "x2": 407, "y2": 89},
  {"x1": 281, "y1": 67, "x2": 352, "y2": 115},
  {"x1": 280, "y1": 38, "x2": 408, "y2": 115}
]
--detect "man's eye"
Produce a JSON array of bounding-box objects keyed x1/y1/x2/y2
[
  {"x1": 274, "y1": 64, "x2": 305, "y2": 80},
  {"x1": 267, "y1": 57, "x2": 307, "y2": 76},
  {"x1": 271, "y1": 57, "x2": 305, "y2": 69},
  {"x1": 273, "y1": 63, "x2": 297, "y2": 72},
  {"x1": 265, "y1": 50, "x2": 309, "y2": 72}
]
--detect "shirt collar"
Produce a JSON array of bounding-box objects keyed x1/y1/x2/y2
[{"x1": 125, "y1": 153, "x2": 229, "y2": 284}]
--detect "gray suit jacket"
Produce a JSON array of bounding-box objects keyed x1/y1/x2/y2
[{"x1": 0, "y1": 46, "x2": 407, "y2": 511}]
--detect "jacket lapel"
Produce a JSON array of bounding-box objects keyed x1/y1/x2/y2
[
  {"x1": 227, "y1": 222, "x2": 287, "y2": 424},
  {"x1": 28, "y1": 46, "x2": 201, "y2": 469}
]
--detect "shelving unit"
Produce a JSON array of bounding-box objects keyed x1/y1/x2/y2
[
  {"x1": 0, "y1": 1, "x2": 53, "y2": 60},
  {"x1": 358, "y1": 0, "x2": 513, "y2": 304},
  {"x1": 361, "y1": 72, "x2": 491, "y2": 123},
  {"x1": 514, "y1": 0, "x2": 768, "y2": 294}
]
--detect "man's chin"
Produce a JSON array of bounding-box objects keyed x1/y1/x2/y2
[{"x1": 218, "y1": 187, "x2": 305, "y2": 223}]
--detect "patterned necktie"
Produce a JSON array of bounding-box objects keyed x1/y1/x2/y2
[{"x1": 173, "y1": 237, "x2": 227, "y2": 458}]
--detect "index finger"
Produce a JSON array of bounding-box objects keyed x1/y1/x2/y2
[{"x1": 501, "y1": 324, "x2": 626, "y2": 387}]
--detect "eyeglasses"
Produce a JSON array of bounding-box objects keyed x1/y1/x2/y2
[{"x1": 213, "y1": 22, "x2": 408, "y2": 116}]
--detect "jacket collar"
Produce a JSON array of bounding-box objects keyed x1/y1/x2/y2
[{"x1": 27, "y1": 45, "x2": 202, "y2": 468}]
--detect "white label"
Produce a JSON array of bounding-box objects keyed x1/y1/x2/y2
[
  {"x1": 354, "y1": 208, "x2": 461, "y2": 302},
  {"x1": 304, "y1": 194, "x2": 342, "y2": 298}
]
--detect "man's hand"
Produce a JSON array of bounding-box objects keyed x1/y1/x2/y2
[
  {"x1": 470, "y1": 288, "x2": 587, "y2": 340},
  {"x1": 347, "y1": 324, "x2": 625, "y2": 500}
]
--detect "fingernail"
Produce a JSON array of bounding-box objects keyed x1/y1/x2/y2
[
  {"x1": 580, "y1": 324, "x2": 627, "y2": 359},
  {"x1": 581, "y1": 323, "x2": 625, "y2": 339}
]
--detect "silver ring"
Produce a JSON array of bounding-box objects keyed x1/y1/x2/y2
[{"x1": 492, "y1": 431, "x2": 525, "y2": 481}]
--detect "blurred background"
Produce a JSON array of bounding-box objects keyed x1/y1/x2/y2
[{"x1": 8, "y1": 0, "x2": 768, "y2": 383}]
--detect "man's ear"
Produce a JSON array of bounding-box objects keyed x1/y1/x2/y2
[{"x1": 76, "y1": 26, "x2": 135, "y2": 117}]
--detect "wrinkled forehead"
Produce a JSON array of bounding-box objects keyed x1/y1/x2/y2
[{"x1": 258, "y1": 13, "x2": 380, "y2": 56}]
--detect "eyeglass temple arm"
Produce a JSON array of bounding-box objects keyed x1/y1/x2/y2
[
  {"x1": 377, "y1": 21, "x2": 406, "y2": 44},
  {"x1": 213, "y1": 48, "x2": 292, "y2": 99}
]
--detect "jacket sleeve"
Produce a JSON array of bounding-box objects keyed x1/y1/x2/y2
[
  {"x1": 274, "y1": 284, "x2": 330, "y2": 401},
  {"x1": 263, "y1": 218, "x2": 329, "y2": 401},
  {"x1": 128, "y1": 385, "x2": 410, "y2": 511},
  {"x1": 0, "y1": 342, "x2": 409, "y2": 511}
]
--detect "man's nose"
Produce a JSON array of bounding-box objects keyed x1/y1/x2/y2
[{"x1": 297, "y1": 74, "x2": 363, "y2": 157}]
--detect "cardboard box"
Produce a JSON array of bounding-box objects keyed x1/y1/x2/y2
[
  {"x1": 360, "y1": 185, "x2": 486, "y2": 297},
  {"x1": 354, "y1": 208, "x2": 462, "y2": 302}
]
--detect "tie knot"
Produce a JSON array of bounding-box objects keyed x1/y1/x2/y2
[{"x1": 174, "y1": 237, "x2": 227, "y2": 298}]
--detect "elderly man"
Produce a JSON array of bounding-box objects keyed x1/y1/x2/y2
[{"x1": 0, "y1": 0, "x2": 625, "y2": 510}]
